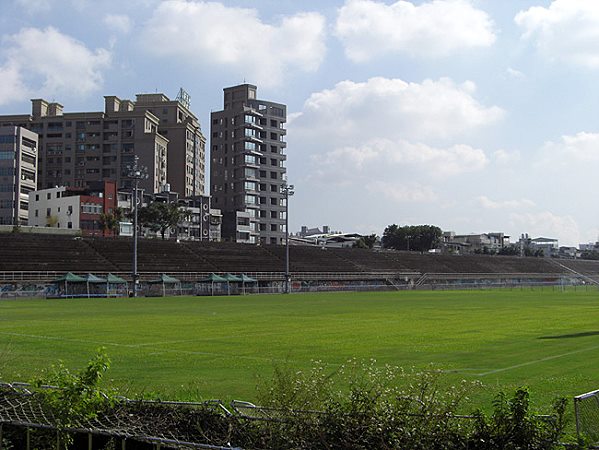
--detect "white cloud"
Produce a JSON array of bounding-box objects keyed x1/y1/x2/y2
[
  {"x1": 493, "y1": 149, "x2": 521, "y2": 165},
  {"x1": 0, "y1": 27, "x2": 110, "y2": 105},
  {"x1": 477, "y1": 196, "x2": 535, "y2": 210},
  {"x1": 335, "y1": 0, "x2": 496, "y2": 62},
  {"x1": 516, "y1": 0, "x2": 599, "y2": 68},
  {"x1": 313, "y1": 138, "x2": 487, "y2": 179},
  {"x1": 367, "y1": 181, "x2": 438, "y2": 203},
  {"x1": 293, "y1": 77, "x2": 504, "y2": 144},
  {"x1": 537, "y1": 132, "x2": 599, "y2": 168},
  {"x1": 506, "y1": 67, "x2": 525, "y2": 79},
  {"x1": 15, "y1": 0, "x2": 52, "y2": 13},
  {"x1": 509, "y1": 211, "x2": 581, "y2": 245},
  {"x1": 104, "y1": 14, "x2": 132, "y2": 34},
  {"x1": 15, "y1": 0, "x2": 89, "y2": 13},
  {"x1": 139, "y1": 1, "x2": 326, "y2": 86}
]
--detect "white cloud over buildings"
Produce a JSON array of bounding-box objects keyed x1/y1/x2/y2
[
  {"x1": 0, "y1": 27, "x2": 111, "y2": 105},
  {"x1": 139, "y1": 0, "x2": 326, "y2": 86},
  {"x1": 335, "y1": 0, "x2": 496, "y2": 62}
]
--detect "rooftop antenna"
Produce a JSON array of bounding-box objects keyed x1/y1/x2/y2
[{"x1": 176, "y1": 87, "x2": 191, "y2": 109}]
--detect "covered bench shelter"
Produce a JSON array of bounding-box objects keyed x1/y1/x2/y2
[
  {"x1": 52, "y1": 272, "x2": 87, "y2": 298},
  {"x1": 147, "y1": 274, "x2": 182, "y2": 297},
  {"x1": 106, "y1": 273, "x2": 128, "y2": 297},
  {"x1": 198, "y1": 273, "x2": 228, "y2": 296}
]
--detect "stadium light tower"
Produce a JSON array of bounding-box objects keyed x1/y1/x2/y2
[
  {"x1": 126, "y1": 156, "x2": 148, "y2": 297},
  {"x1": 282, "y1": 183, "x2": 295, "y2": 294}
]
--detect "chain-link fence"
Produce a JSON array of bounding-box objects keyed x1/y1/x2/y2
[{"x1": 575, "y1": 389, "x2": 599, "y2": 446}]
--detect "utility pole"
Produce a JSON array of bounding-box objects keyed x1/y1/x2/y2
[
  {"x1": 281, "y1": 184, "x2": 294, "y2": 294},
  {"x1": 126, "y1": 156, "x2": 148, "y2": 297}
]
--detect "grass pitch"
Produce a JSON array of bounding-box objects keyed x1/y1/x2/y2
[{"x1": 1, "y1": 289, "x2": 599, "y2": 408}]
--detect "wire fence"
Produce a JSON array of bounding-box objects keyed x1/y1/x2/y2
[{"x1": 0, "y1": 382, "x2": 492, "y2": 450}]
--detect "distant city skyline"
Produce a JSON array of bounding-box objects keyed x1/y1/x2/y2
[{"x1": 0, "y1": 0, "x2": 597, "y2": 246}]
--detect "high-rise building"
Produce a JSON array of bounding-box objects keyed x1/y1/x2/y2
[
  {"x1": 0, "y1": 93, "x2": 206, "y2": 197},
  {"x1": 0, "y1": 126, "x2": 38, "y2": 225},
  {"x1": 210, "y1": 84, "x2": 287, "y2": 244},
  {"x1": 131, "y1": 92, "x2": 205, "y2": 196}
]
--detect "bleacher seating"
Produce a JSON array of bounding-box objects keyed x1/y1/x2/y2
[
  {"x1": 0, "y1": 233, "x2": 592, "y2": 278},
  {"x1": 0, "y1": 234, "x2": 117, "y2": 272}
]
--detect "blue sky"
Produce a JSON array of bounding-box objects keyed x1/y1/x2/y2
[{"x1": 1, "y1": 0, "x2": 598, "y2": 246}]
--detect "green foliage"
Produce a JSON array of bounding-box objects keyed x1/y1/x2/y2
[
  {"x1": 382, "y1": 224, "x2": 442, "y2": 252},
  {"x1": 353, "y1": 234, "x2": 378, "y2": 249},
  {"x1": 255, "y1": 361, "x2": 568, "y2": 449},
  {"x1": 498, "y1": 245, "x2": 519, "y2": 256},
  {"x1": 470, "y1": 388, "x2": 568, "y2": 449},
  {"x1": 99, "y1": 207, "x2": 123, "y2": 237},
  {"x1": 138, "y1": 201, "x2": 190, "y2": 239},
  {"x1": 580, "y1": 250, "x2": 599, "y2": 260},
  {"x1": 31, "y1": 349, "x2": 114, "y2": 429}
]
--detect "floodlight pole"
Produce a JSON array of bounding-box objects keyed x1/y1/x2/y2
[
  {"x1": 282, "y1": 184, "x2": 294, "y2": 294},
  {"x1": 127, "y1": 156, "x2": 148, "y2": 298}
]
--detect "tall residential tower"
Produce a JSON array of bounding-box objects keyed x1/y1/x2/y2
[{"x1": 210, "y1": 84, "x2": 287, "y2": 244}]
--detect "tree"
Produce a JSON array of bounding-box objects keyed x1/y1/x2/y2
[
  {"x1": 138, "y1": 202, "x2": 190, "y2": 240},
  {"x1": 99, "y1": 207, "x2": 123, "y2": 237},
  {"x1": 382, "y1": 224, "x2": 442, "y2": 252},
  {"x1": 353, "y1": 234, "x2": 378, "y2": 249}
]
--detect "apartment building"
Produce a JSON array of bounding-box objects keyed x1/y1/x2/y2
[
  {"x1": 210, "y1": 84, "x2": 287, "y2": 244},
  {"x1": 28, "y1": 181, "x2": 118, "y2": 236},
  {"x1": 0, "y1": 93, "x2": 205, "y2": 197},
  {"x1": 0, "y1": 126, "x2": 38, "y2": 225},
  {"x1": 131, "y1": 93, "x2": 205, "y2": 196}
]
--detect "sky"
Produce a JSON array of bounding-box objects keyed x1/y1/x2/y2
[{"x1": 1, "y1": 0, "x2": 598, "y2": 246}]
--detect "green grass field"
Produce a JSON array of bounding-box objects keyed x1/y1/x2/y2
[{"x1": 1, "y1": 289, "x2": 599, "y2": 410}]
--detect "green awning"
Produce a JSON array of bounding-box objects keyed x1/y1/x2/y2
[
  {"x1": 238, "y1": 274, "x2": 257, "y2": 283},
  {"x1": 199, "y1": 273, "x2": 228, "y2": 283},
  {"x1": 106, "y1": 273, "x2": 128, "y2": 284},
  {"x1": 223, "y1": 273, "x2": 243, "y2": 282},
  {"x1": 53, "y1": 272, "x2": 86, "y2": 283},
  {"x1": 148, "y1": 274, "x2": 181, "y2": 284},
  {"x1": 84, "y1": 274, "x2": 106, "y2": 283}
]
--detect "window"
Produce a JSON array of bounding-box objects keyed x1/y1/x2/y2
[
  {"x1": 270, "y1": 119, "x2": 277, "y2": 127},
  {"x1": 244, "y1": 181, "x2": 257, "y2": 191},
  {"x1": 244, "y1": 168, "x2": 256, "y2": 178},
  {"x1": 270, "y1": 211, "x2": 277, "y2": 219},
  {"x1": 244, "y1": 154, "x2": 257, "y2": 165},
  {"x1": 271, "y1": 224, "x2": 278, "y2": 232},
  {"x1": 259, "y1": 196, "x2": 266, "y2": 204},
  {"x1": 0, "y1": 151, "x2": 15, "y2": 160},
  {"x1": 270, "y1": 132, "x2": 277, "y2": 140},
  {"x1": 259, "y1": 223, "x2": 266, "y2": 231},
  {"x1": 271, "y1": 145, "x2": 278, "y2": 153},
  {"x1": 259, "y1": 210, "x2": 266, "y2": 218},
  {"x1": 47, "y1": 193, "x2": 51, "y2": 200},
  {"x1": 270, "y1": 184, "x2": 278, "y2": 192},
  {"x1": 259, "y1": 183, "x2": 266, "y2": 191},
  {"x1": 244, "y1": 141, "x2": 256, "y2": 151},
  {"x1": 244, "y1": 115, "x2": 256, "y2": 124},
  {"x1": 271, "y1": 158, "x2": 277, "y2": 166},
  {"x1": 270, "y1": 198, "x2": 277, "y2": 205},
  {"x1": 0, "y1": 135, "x2": 15, "y2": 144},
  {"x1": 35, "y1": 210, "x2": 38, "y2": 217},
  {"x1": 46, "y1": 208, "x2": 51, "y2": 217},
  {"x1": 244, "y1": 195, "x2": 257, "y2": 205},
  {"x1": 270, "y1": 171, "x2": 277, "y2": 179},
  {"x1": 245, "y1": 128, "x2": 256, "y2": 137}
]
